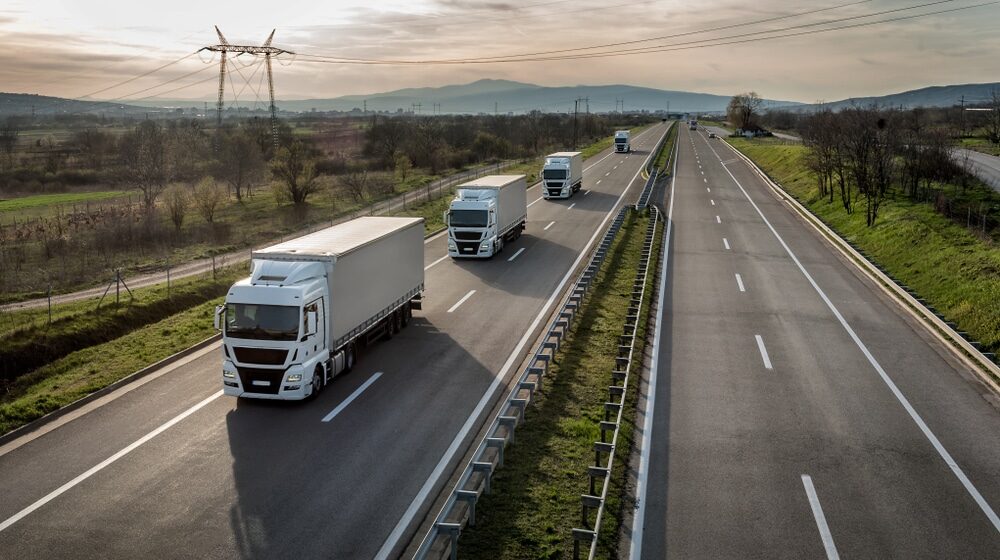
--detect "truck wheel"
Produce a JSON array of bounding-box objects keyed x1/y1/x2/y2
[
  {"x1": 345, "y1": 344, "x2": 356, "y2": 373},
  {"x1": 383, "y1": 315, "x2": 394, "y2": 340},
  {"x1": 402, "y1": 304, "x2": 411, "y2": 327},
  {"x1": 309, "y1": 366, "x2": 324, "y2": 399},
  {"x1": 392, "y1": 310, "x2": 402, "y2": 334}
]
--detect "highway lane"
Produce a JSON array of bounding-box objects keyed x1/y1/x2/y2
[
  {"x1": 0, "y1": 122, "x2": 670, "y2": 559},
  {"x1": 631, "y1": 125, "x2": 1000, "y2": 558}
]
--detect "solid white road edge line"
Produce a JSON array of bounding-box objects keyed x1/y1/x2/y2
[
  {"x1": 735, "y1": 273, "x2": 746, "y2": 292},
  {"x1": 755, "y1": 334, "x2": 774, "y2": 370},
  {"x1": 527, "y1": 197, "x2": 543, "y2": 208},
  {"x1": 707, "y1": 135, "x2": 1000, "y2": 533},
  {"x1": 629, "y1": 124, "x2": 678, "y2": 558},
  {"x1": 446, "y1": 290, "x2": 476, "y2": 313},
  {"x1": 0, "y1": 390, "x2": 224, "y2": 533},
  {"x1": 507, "y1": 248, "x2": 526, "y2": 262},
  {"x1": 375, "y1": 122, "x2": 671, "y2": 560},
  {"x1": 802, "y1": 475, "x2": 841, "y2": 560},
  {"x1": 322, "y1": 372, "x2": 383, "y2": 423}
]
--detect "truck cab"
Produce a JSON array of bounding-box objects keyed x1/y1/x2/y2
[
  {"x1": 446, "y1": 189, "x2": 502, "y2": 258},
  {"x1": 218, "y1": 260, "x2": 332, "y2": 400},
  {"x1": 541, "y1": 151, "x2": 583, "y2": 199},
  {"x1": 614, "y1": 130, "x2": 631, "y2": 153}
]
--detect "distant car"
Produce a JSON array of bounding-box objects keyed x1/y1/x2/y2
[{"x1": 708, "y1": 132, "x2": 717, "y2": 138}]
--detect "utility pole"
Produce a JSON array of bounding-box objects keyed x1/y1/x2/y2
[
  {"x1": 573, "y1": 97, "x2": 587, "y2": 149},
  {"x1": 494, "y1": 101, "x2": 498, "y2": 116},
  {"x1": 202, "y1": 27, "x2": 292, "y2": 147},
  {"x1": 959, "y1": 95, "x2": 966, "y2": 137},
  {"x1": 363, "y1": 99, "x2": 367, "y2": 115}
]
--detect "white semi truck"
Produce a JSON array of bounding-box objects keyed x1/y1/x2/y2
[
  {"x1": 446, "y1": 174, "x2": 527, "y2": 259},
  {"x1": 614, "y1": 130, "x2": 631, "y2": 153},
  {"x1": 541, "y1": 151, "x2": 583, "y2": 199},
  {"x1": 216, "y1": 216, "x2": 424, "y2": 400}
]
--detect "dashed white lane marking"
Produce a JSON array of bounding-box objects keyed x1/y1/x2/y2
[
  {"x1": 735, "y1": 273, "x2": 746, "y2": 292},
  {"x1": 567, "y1": 203, "x2": 576, "y2": 210},
  {"x1": 710, "y1": 200, "x2": 716, "y2": 206},
  {"x1": 507, "y1": 247, "x2": 526, "y2": 262},
  {"x1": 544, "y1": 221, "x2": 556, "y2": 231},
  {"x1": 755, "y1": 335, "x2": 773, "y2": 370},
  {"x1": 447, "y1": 290, "x2": 476, "y2": 313},
  {"x1": 802, "y1": 475, "x2": 841, "y2": 560},
  {"x1": 322, "y1": 372, "x2": 383, "y2": 423},
  {"x1": 716, "y1": 215, "x2": 722, "y2": 224},
  {"x1": 723, "y1": 238, "x2": 731, "y2": 250}
]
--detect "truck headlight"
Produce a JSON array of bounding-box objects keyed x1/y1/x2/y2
[
  {"x1": 480, "y1": 241, "x2": 490, "y2": 249},
  {"x1": 287, "y1": 373, "x2": 303, "y2": 383},
  {"x1": 223, "y1": 370, "x2": 235, "y2": 379}
]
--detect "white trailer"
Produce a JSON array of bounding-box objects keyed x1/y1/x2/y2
[
  {"x1": 446, "y1": 174, "x2": 527, "y2": 259},
  {"x1": 541, "y1": 151, "x2": 583, "y2": 199},
  {"x1": 614, "y1": 130, "x2": 631, "y2": 153},
  {"x1": 216, "y1": 216, "x2": 424, "y2": 400}
]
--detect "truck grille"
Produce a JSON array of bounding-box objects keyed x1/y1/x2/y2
[
  {"x1": 547, "y1": 188, "x2": 563, "y2": 197},
  {"x1": 453, "y1": 231, "x2": 482, "y2": 241},
  {"x1": 233, "y1": 347, "x2": 288, "y2": 365},
  {"x1": 236, "y1": 366, "x2": 284, "y2": 395},
  {"x1": 457, "y1": 241, "x2": 480, "y2": 255}
]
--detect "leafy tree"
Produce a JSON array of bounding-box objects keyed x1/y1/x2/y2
[{"x1": 270, "y1": 141, "x2": 319, "y2": 205}]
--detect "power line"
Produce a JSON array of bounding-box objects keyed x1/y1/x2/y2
[{"x1": 293, "y1": 0, "x2": 991, "y2": 65}]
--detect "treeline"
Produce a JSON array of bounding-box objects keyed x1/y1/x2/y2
[{"x1": 796, "y1": 106, "x2": 990, "y2": 228}]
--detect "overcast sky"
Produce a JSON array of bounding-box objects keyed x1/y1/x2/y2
[{"x1": 1, "y1": 0, "x2": 998, "y2": 104}]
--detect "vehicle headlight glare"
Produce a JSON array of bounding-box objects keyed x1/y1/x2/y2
[
  {"x1": 287, "y1": 373, "x2": 303, "y2": 382},
  {"x1": 223, "y1": 370, "x2": 235, "y2": 378}
]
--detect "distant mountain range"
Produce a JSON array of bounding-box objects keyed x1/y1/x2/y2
[
  {"x1": 780, "y1": 82, "x2": 1000, "y2": 112},
  {"x1": 2, "y1": 79, "x2": 997, "y2": 118}
]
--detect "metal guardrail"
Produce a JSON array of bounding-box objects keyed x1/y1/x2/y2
[
  {"x1": 413, "y1": 205, "x2": 632, "y2": 560},
  {"x1": 570, "y1": 204, "x2": 661, "y2": 560},
  {"x1": 636, "y1": 121, "x2": 675, "y2": 209}
]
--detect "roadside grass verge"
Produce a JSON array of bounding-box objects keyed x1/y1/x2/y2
[
  {"x1": 0, "y1": 265, "x2": 243, "y2": 392},
  {"x1": 727, "y1": 138, "x2": 1000, "y2": 358},
  {"x1": 458, "y1": 211, "x2": 660, "y2": 560},
  {"x1": 0, "y1": 298, "x2": 222, "y2": 435}
]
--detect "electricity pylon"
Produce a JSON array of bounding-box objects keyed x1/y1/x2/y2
[{"x1": 201, "y1": 27, "x2": 293, "y2": 146}]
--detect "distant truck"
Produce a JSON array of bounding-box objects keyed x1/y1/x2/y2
[
  {"x1": 689, "y1": 120, "x2": 698, "y2": 130},
  {"x1": 541, "y1": 151, "x2": 583, "y2": 199},
  {"x1": 614, "y1": 130, "x2": 631, "y2": 153},
  {"x1": 216, "y1": 216, "x2": 425, "y2": 400},
  {"x1": 446, "y1": 175, "x2": 527, "y2": 258}
]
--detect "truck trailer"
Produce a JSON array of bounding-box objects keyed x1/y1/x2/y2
[
  {"x1": 541, "y1": 151, "x2": 583, "y2": 199},
  {"x1": 614, "y1": 130, "x2": 631, "y2": 153},
  {"x1": 446, "y1": 174, "x2": 527, "y2": 259},
  {"x1": 216, "y1": 216, "x2": 425, "y2": 400}
]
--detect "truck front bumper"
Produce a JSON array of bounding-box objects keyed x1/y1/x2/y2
[
  {"x1": 223, "y1": 363, "x2": 311, "y2": 400},
  {"x1": 449, "y1": 237, "x2": 494, "y2": 258}
]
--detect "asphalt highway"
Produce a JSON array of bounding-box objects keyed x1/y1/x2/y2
[
  {"x1": 0, "y1": 122, "x2": 671, "y2": 559},
  {"x1": 630, "y1": 125, "x2": 1000, "y2": 558}
]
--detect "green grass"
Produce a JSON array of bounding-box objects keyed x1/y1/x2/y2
[
  {"x1": 958, "y1": 137, "x2": 1000, "y2": 157},
  {"x1": 727, "y1": 138, "x2": 1000, "y2": 360},
  {"x1": 458, "y1": 211, "x2": 660, "y2": 560},
  {"x1": 0, "y1": 265, "x2": 243, "y2": 386},
  {"x1": 0, "y1": 190, "x2": 132, "y2": 214},
  {"x1": 653, "y1": 121, "x2": 679, "y2": 172},
  {"x1": 0, "y1": 298, "x2": 222, "y2": 435}
]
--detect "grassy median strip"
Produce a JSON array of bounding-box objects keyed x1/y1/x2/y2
[
  {"x1": 653, "y1": 121, "x2": 678, "y2": 173},
  {"x1": 727, "y1": 138, "x2": 1000, "y2": 359},
  {"x1": 458, "y1": 211, "x2": 660, "y2": 560}
]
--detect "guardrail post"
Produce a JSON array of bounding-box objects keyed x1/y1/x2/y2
[{"x1": 437, "y1": 522, "x2": 461, "y2": 560}]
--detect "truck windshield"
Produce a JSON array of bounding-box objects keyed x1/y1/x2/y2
[
  {"x1": 225, "y1": 303, "x2": 300, "y2": 341},
  {"x1": 615, "y1": 138, "x2": 626, "y2": 143},
  {"x1": 543, "y1": 169, "x2": 567, "y2": 180},
  {"x1": 449, "y1": 209, "x2": 488, "y2": 227}
]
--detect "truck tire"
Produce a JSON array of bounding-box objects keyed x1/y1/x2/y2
[
  {"x1": 392, "y1": 310, "x2": 402, "y2": 335},
  {"x1": 383, "y1": 315, "x2": 394, "y2": 340},
  {"x1": 345, "y1": 344, "x2": 356, "y2": 373},
  {"x1": 309, "y1": 365, "x2": 324, "y2": 399},
  {"x1": 401, "y1": 304, "x2": 411, "y2": 327}
]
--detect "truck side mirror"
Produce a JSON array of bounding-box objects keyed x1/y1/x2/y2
[
  {"x1": 214, "y1": 305, "x2": 224, "y2": 331},
  {"x1": 306, "y1": 311, "x2": 318, "y2": 336}
]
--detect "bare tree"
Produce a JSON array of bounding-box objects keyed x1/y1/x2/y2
[
  {"x1": 339, "y1": 169, "x2": 368, "y2": 202},
  {"x1": 71, "y1": 129, "x2": 115, "y2": 169},
  {"x1": 165, "y1": 185, "x2": 188, "y2": 232},
  {"x1": 215, "y1": 128, "x2": 265, "y2": 201},
  {"x1": 394, "y1": 152, "x2": 413, "y2": 182},
  {"x1": 986, "y1": 88, "x2": 1000, "y2": 145},
  {"x1": 0, "y1": 119, "x2": 19, "y2": 170},
  {"x1": 192, "y1": 177, "x2": 226, "y2": 223},
  {"x1": 119, "y1": 120, "x2": 170, "y2": 221},
  {"x1": 727, "y1": 92, "x2": 764, "y2": 131},
  {"x1": 270, "y1": 141, "x2": 319, "y2": 205}
]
